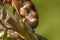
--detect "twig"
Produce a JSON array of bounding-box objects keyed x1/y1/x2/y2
[
  {"x1": 0, "y1": 20, "x2": 8, "y2": 30},
  {"x1": 5, "y1": 17, "x2": 26, "y2": 40}
]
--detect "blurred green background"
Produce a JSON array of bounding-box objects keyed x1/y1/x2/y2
[{"x1": 32, "y1": 0, "x2": 60, "y2": 40}]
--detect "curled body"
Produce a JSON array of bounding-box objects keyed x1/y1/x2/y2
[
  {"x1": 20, "y1": 1, "x2": 39, "y2": 29},
  {"x1": 0, "y1": 0, "x2": 39, "y2": 29},
  {"x1": 0, "y1": 0, "x2": 39, "y2": 40}
]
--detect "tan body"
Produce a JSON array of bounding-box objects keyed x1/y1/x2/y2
[
  {"x1": 20, "y1": 1, "x2": 38, "y2": 29},
  {"x1": 0, "y1": 0, "x2": 39, "y2": 29},
  {"x1": 0, "y1": 0, "x2": 39, "y2": 40}
]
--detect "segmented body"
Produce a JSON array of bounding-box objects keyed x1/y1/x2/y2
[
  {"x1": 0, "y1": 0, "x2": 38, "y2": 29},
  {"x1": 0, "y1": 0, "x2": 39, "y2": 40},
  {"x1": 20, "y1": 0, "x2": 39, "y2": 29}
]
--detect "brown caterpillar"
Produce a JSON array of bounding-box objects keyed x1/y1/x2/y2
[
  {"x1": 0, "y1": 0, "x2": 39, "y2": 40},
  {"x1": 0, "y1": 0, "x2": 39, "y2": 29},
  {"x1": 20, "y1": 0, "x2": 39, "y2": 29}
]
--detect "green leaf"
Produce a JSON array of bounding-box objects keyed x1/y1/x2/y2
[
  {"x1": 2, "y1": 8, "x2": 7, "y2": 20},
  {"x1": 4, "y1": 3, "x2": 17, "y2": 21},
  {"x1": 3, "y1": 30, "x2": 7, "y2": 40},
  {"x1": 0, "y1": 3, "x2": 6, "y2": 20},
  {"x1": 7, "y1": 37, "x2": 16, "y2": 40}
]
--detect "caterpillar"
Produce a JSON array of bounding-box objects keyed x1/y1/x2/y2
[
  {"x1": 0, "y1": 0, "x2": 39, "y2": 40},
  {"x1": 19, "y1": 0, "x2": 39, "y2": 29},
  {"x1": 0, "y1": 0, "x2": 39, "y2": 29}
]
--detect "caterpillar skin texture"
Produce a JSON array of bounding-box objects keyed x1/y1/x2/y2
[{"x1": 0, "y1": 0, "x2": 39, "y2": 29}]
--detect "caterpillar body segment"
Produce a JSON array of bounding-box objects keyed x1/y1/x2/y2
[{"x1": 0, "y1": 0, "x2": 39, "y2": 30}]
